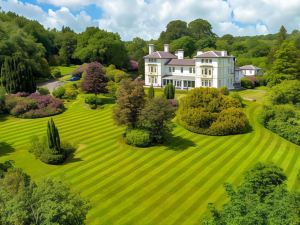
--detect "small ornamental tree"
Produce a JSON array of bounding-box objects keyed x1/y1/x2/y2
[
  {"x1": 148, "y1": 84, "x2": 155, "y2": 99},
  {"x1": 138, "y1": 97, "x2": 176, "y2": 143},
  {"x1": 114, "y1": 78, "x2": 145, "y2": 128},
  {"x1": 47, "y1": 118, "x2": 61, "y2": 152},
  {"x1": 164, "y1": 83, "x2": 175, "y2": 99},
  {"x1": 81, "y1": 62, "x2": 108, "y2": 95}
]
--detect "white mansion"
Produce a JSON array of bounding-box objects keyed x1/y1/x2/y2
[{"x1": 144, "y1": 44, "x2": 236, "y2": 89}]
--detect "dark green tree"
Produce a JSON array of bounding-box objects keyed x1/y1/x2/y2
[
  {"x1": 74, "y1": 27, "x2": 129, "y2": 68},
  {"x1": 0, "y1": 167, "x2": 89, "y2": 225},
  {"x1": 47, "y1": 118, "x2": 61, "y2": 151},
  {"x1": 148, "y1": 84, "x2": 155, "y2": 99},
  {"x1": 277, "y1": 25, "x2": 287, "y2": 45},
  {"x1": 271, "y1": 40, "x2": 300, "y2": 79},
  {"x1": 159, "y1": 20, "x2": 188, "y2": 43},
  {"x1": 203, "y1": 163, "x2": 299, "y2": 225},
  {"x1": 0, "y1": 56, "x2": 36, "y2": 94},
  {"x1": 170, "y1": 36, "x2": 196, "y2": 58},
  {"x1": 164, "y1": 83, "x2": 175, "y2": 99},
  {"x1": 138, "y1": 97, "x2": 176, "y2": 143},
  {"x1": 188, "y1": 19, "x2": 215, "y2": 39},
  {"x1": 114, "y1": 79, "x2": 145, "y2": 128}
]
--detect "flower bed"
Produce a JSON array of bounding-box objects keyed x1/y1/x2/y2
[{"x1": 6, "y1": 93, "x2": 64, "y2": 118}]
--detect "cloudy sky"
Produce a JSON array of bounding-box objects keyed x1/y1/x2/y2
[{"x1": 1, "y1": 0, "x2": 300, "y2": 40}]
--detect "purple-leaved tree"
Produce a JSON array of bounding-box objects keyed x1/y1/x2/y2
[{"x1": 81, "y1": 62, "x2": 108, "y2": 95}]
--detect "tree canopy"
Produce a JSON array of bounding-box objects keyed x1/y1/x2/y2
[{"x1": 203, "y1": 163, "x2": 299, "y2": 225}]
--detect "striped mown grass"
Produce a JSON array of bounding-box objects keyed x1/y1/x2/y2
[{"x1": 0, "y1": 90, "x2": 299, "y2": 225}]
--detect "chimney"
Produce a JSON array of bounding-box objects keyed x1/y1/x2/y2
[
  {"x1": 164, "y1": 44, "x2": 169, "y2": 52},
  {"x1": 197, "y1": 51, "x2": 203, "y2": 56},
  {"x1": 176, "y1": 49, "x2": 184, "y2": 59},
  {"x1": 221, "y1": 50, "x2": 227, "y2": 56},
  {"x1": 149, "y1": 44, "x2": 154, "y2": 55}
]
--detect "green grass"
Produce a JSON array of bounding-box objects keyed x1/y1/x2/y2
[
  {"x1": 51, "y1": 65, "x2": 79, "y2": 81},
  {"x1": 0, "y1": 90, "x2": 300, "y2": 225}
]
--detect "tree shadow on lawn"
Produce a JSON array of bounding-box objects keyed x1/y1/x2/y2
[
  {"x1": 0, "y1": 114, "x2": 9, "y2": 122},
  {"x1": 64, "y1": 153, "x2": 83, "y2": 164},
  {"x1": 163, "y1": 135, "x2": 197, "y2": 151},
  {"x1": 0, "y1": 142, "x2": 15, "y2": 157}
]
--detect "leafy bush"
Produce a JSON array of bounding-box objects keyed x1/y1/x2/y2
[
  {"x1": 268, "y1": 80, "x2": 300, "y2": 105},
  {"x1": 261, "y1": 105, "x2": 300, "y2": 145},
  {"x1": 52, "y1": 86, "x2": 66, "y2": 99},
  {"x1": 5, "y1": 93, "x2": 64, "y2": 118},
  {"x1": 37, "y1": 87, "x2": 50, "y2": 95},
  {"x1": 241, "y1": 77, "x2": 254, "y2": 89},
  {"x1": 209, "y1": 108, "x2": 250, "y2": 135},
  {"x1": 53, "y1": 84, "x2": 78, "y2": 100},
  {"x1": 220, "y1": 86, "x2": 229, "y2": 95},
  {"x1": 30, "y1": 136, "x2": 75, "y2": 165},
  {"x1": 229, "y1": 92, "x2": 243, "y2": 106},
  {"x1": 85, "y1": 95, "x2": 102, "y2": 109},
  {"x1": 125, "y1": 129, "x2": 151, "y2": 147},
  {"x1": 105, "y1": 65, "x2": 130, "y2": 82},
  {"x1": 52, "y1": 68, "x2": 62, "y2": 78},
  {"x1": 178, "y1": 88, "x2": 249, "y2": 135},
  {"x1": 64, "y1": 83, "x2": 78, "y2": 99}
]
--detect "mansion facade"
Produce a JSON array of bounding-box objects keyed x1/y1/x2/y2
[{"x1": 144, "y1": 44, "x2": 236, "y2": 89}]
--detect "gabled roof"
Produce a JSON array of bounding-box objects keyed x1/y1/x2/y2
[
  {"x1": 166, "y1": 59, "x2": 195, "y2": 66},
  {"x1": 144, "y1": 51, "x2": 177, "y2": 59},
  {"x1": 194, "y1": 51, "x2": 233, "y2": 58},
  {"x1": 239, "y1": 65, "x2": 261, "y2": 70}
]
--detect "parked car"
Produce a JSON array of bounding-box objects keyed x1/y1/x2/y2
[{"x1": 69, "y1": 76, "x2": 81, "y2": 81}]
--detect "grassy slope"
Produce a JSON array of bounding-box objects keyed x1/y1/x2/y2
[{"x1": 0, "y1": 89, "x2": 299, "y2": 225}]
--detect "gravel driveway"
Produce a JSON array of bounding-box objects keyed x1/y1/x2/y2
[{"x1": 38, "y1": 80, "x2": 65, "y2": 92}]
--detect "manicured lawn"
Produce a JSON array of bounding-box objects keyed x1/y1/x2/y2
[
  {"x1": 51, "y1": 65, "x2": 79, "y2": 81},
  {"x1": 0, "y1": 90, "x2": 299, "y2": 225}
]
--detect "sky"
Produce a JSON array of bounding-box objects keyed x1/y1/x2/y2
[{"x1": 1, "y1": 0, "x2": 300, "y2": 41}]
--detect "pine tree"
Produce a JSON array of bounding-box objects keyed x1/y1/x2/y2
[
  {"x1": 148, "y1": 84, "x2": 155, "y2": 99},
  {"x1": 47, "y1": 118, "x2": 61, "y2": 152},
  {"x1": 164, "y1": 83, "x2": 175, "y2": 99},
  {"x1": 272, "y1": 41, "x2": 300, "y2": 79},
  {"x1": 278, "y1": 25, "x2": 287, "y2": 45}
]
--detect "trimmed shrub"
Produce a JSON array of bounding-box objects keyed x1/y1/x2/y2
[
  {"x1": 37, "y1": 87, "x2": 50, "y2": 95},
  {"x1": 178, "y1": 88, "x2": 249, "y2": 136},
  {"x1": 241, "y1": 77, "x2": 254, "y2": 89},
  {"x1": 29, "y1": 136, "x2": 66, "y2": 165},
  {"x1": 52, "y1": 86, "x2": 66, "y2": 99},
  {"x1": 209, "y1": 108, "x2": 250, "y2": 135},
  {"x1": 64, "y1": 83, "x2": 78, "y2": 100},
  {"x1": 125, "y1": 129, "x2": 151, "y2": 147},
  {"x1": 85, "y1": 95, "x2": 102, "y2": 109}
]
